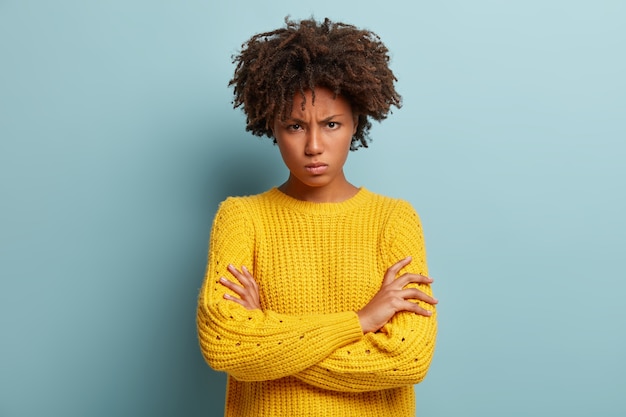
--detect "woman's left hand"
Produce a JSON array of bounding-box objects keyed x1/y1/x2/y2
[{"x1": 219, "y1": 264, "x2": 261, "y2": 310}]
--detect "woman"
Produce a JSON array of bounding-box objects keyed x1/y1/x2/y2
[{"x1": 197, "y1": 17, "x2": 438, "y2": 417}]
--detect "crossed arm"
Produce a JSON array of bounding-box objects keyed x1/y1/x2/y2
[
  {"x1": 197, "y1": 198, "x2": 438, "y2": 391},
  {"x1": 216, "y1": 257, "x2": 438, "y2": 391},
  {"x1": 220, "y1": 256, "x2": 437, "y2": 334}
]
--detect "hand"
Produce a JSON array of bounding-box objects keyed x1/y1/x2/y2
[
  {"x1": 219, "y1": 264, "x2": 261, "y2": 310},
  {"x1": 357, "y1": 256, "x2": 437, "y2": 334}
]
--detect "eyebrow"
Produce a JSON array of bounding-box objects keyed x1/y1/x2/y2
[{"x1": 285, "y1": 114, "x2": 345, "y2": 124}]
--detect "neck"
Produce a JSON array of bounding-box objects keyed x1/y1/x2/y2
[{"x1": 279, "y1": 175, "x2": 359, "y2": 203}]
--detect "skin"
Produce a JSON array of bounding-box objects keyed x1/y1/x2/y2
[
  {"x1": 220, "y1": 87, "x2": 438, "y2": 334},
  {"x1": 274, "y1": 87, "x2": 359, "y2": 203}
]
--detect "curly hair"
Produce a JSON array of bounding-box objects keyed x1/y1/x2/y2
[{"x1": 229, "y1": 17, "x2": 402, "y2": 150}]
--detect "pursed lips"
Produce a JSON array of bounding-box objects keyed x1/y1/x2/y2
[{"x1": 305, "y1": 162, "x2": 328, "y2": 174}]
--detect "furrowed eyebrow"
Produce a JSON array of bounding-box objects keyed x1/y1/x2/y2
[
  {"x1": 284, "y1": 118, "x2": 305, "y2": 124},
  {"x1": 284, "y1": 114, "x2": 345, "y2": 124},
  {"x1": 321, "y1": 114, "x2": 344, "y2": 123}
]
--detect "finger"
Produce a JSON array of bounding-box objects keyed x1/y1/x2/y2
[
  {"x1": 396, "y1": 272, "x2": 434, "y2": 287},
  {"x1": 400, "y1": 288, "x2": 439, "y2": 305},
  {"x1": 384, "y1": 256, "x2": 413, "y2": 283},
  {"x1": 398, "y1": 299, "x2": 434, "y2": 317},
  {"x1": 240, "y1": 265, "x2": 259, "y2": 290},
  {"x1": 386, "y1": 273, "x2": 432, "y2": 291},
  {"x1": 223, "y1": 293, "x2": 248, "y2": 308},
  {"x1": 228, "y1": 264, "x2": 253, "y2": 287},
  {"x1": 239, "y1": 266, "x2": 260, "y2": 303},
  {"x1": 219, "y1": 277, "x2": 248, "y2": 298}
]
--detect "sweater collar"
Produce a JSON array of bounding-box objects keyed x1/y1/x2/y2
[{"x1": 266, "y1": 187, "x2": 372, "y2": 215}]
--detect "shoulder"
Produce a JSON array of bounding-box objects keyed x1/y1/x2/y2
[
  {"x1": 214, "y1": 189, "x2": 277, "y2": 224},
  {"x1": 362, "y1": 189, "x2": 420, "y2": 220},
  {"x1": 217, "y1": 189, "x2": 274, "y2": 210},
  {"x1": 360, "y1": 191, "x2": 424, "y2": 246},
  {"x1": 210, "y1": 192, "x2": 274, "y2": 238}
]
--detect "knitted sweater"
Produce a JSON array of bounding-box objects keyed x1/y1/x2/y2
[{"x1": 197, "y1": 187, "x2": 437, "y2": 417}]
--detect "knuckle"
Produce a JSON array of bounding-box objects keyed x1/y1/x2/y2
[{"x1": 411, "y1": 288, "x2": 424, "y2": 298}]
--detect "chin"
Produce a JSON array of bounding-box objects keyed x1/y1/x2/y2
[{"x1": 303, "y1": 177, "x2": 331, "y2": 187}]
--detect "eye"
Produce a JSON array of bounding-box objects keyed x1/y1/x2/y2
[
  {"x1": 287, "y1": 124, "x2": 302, "y2": 131},
  {"x1": 327, "y1": 121, "x2": 339, "y2": 129}
]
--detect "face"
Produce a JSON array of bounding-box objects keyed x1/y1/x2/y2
[{"x1": 272, "y1": 87, "x2": 358, "y2": 201}]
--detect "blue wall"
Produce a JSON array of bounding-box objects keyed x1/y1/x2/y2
[{"x1": 1, "y1": 1, "x2": 625, "y2": 416}]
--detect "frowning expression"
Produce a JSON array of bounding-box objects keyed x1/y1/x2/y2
[{"x1": 272, "y1": 87, "x2": 357, "y2": 197}]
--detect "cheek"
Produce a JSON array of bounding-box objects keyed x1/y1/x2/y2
[{"x1": 276, "y1": 141, "x2": 298, "y2": 166}]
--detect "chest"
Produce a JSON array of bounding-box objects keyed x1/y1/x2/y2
[{"x1": 252, "y1": 215, "x2": 387, "y2": 314}]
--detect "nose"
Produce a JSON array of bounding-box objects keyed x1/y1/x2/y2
[{"x1": 305, "y1": 126, "x2": 323, "y2": 155}]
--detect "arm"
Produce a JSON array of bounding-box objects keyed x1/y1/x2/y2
[
  {"x1": 196, "y1": 198, "x2": 364, "y2": 382},
  {"x1": 292, "y1": 200, "x2": 438, "y2": 392}
]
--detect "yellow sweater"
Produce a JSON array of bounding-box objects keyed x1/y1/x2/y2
[{"x1": 197, "y1": 187, "x2": 437, "y2": 417}]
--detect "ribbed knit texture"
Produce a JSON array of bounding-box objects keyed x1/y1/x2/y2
[{"x1": 197, "y1": 187, "x2": 437, "y2": 417}]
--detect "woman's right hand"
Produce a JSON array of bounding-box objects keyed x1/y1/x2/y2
[
  {"x1": 356, "y1": 256, "x2": 438, "y2": 334},
  {"x1": 219, "y1": 264, "x2": 262, "y2": 310}
]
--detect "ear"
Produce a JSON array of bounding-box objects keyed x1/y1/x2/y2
[
  {"x1": 267, "y1": 118, "x2": 275, "y2": 137},
  {"x1": 352, "y1": 114, "x2": 359, "y2": 135}
]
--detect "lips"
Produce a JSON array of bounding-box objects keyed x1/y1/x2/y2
[{"x1": 305, "y1": 163, "x2": 328, "y2": 175}]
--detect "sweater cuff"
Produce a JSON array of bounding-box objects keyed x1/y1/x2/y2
[{"x1": 315, "y1": 311, "x2": 363, "y2": 349}]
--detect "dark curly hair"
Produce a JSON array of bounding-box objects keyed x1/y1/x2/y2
[{"x1": 229, "y1": 17, "x2": 402, "y2": 150}]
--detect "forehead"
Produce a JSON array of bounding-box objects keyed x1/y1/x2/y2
[{"x1": 281, "y1": 87, "x2": 353, "y2": 119}]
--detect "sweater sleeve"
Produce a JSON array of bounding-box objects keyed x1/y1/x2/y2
[
  {"x1": 293, "y1": 200, "x2": 437, "y2": 392},
  {"x1": 196, "y1": 198, "x2": 364, "y2": 382}
]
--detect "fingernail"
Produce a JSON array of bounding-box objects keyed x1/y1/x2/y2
[
  {"x1": 242, "y1": 265, "x2": 248, "y2": 272},
  {"x1": 219, "y1": 277, "x2": 226, "y2": 283}
]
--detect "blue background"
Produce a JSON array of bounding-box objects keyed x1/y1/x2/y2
[{"x1": 1, "y1": 1, "x2": 625, "y2": 416}]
